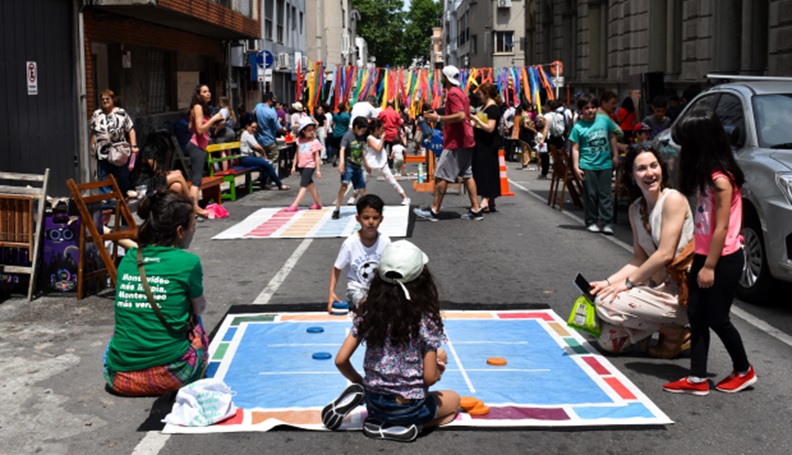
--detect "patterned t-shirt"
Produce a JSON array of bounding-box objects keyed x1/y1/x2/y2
[
  {"x1": 569, "y1": 114, "x2": 617, "y2": 171},
  {"x1": 296, "y1": 137, "x2": 323, "y2": 168},
  {"x1": 340, "y1": 131, "x2": 367, "y2": 168},
  {"x1": 352, "y1": 314, "x2": 447, "y2": 399},
  {"x1": 90, "y1": 108, "x2": 134, "y2": 160},
  {"x1": 334, "y1": 232, "x2": 391, "y2": 293}
]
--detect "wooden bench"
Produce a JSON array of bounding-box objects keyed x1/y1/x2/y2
[
  {"x1": 199, "y1": 176, "x2": 224, "y2": 205},
  {"x1": 206, "y1": 142, "x2": 254, "y2": 201},
  {"x1": 0, "y1": 170, "x2": 49, "y2": 300}
]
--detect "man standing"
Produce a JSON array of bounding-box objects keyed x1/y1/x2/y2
[
  {"x1": 414, "y1": 66, "x2": 482, "y2": 221},
  {"x1": 255, "y1": 92, "x2": 286, "y2": 163},
  {"x1": 349, "y1": 95, "x2": 380, "y2": 125},
  {"x1": 378, "y1": 101, "x2": 403, "y2": 168}
]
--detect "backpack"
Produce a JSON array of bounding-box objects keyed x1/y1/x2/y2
[{"x1": 548, "y1": 110, "x2": 566, "y2": 138}]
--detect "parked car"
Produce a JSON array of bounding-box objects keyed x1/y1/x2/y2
[{"x1": 654, "y1": 76, "x2": 792, "y2": 304}]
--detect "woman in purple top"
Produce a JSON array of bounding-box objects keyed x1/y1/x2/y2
[{"x1": 322, "y1": 241, "x2": 460, "y2": 442}]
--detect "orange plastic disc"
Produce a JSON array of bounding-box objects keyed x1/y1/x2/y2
[
  {"x1": 467, "y1": 403, "x2": 490, "y2": 415},
  {"x1": 460, "y1": 396, "x2": 481, "y2": 411},
  {"x1": 486, "y1": 357, "x2": 507, "y2": 366}
]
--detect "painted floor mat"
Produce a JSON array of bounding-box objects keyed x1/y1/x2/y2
[
  {"x1": 212, "y1": 205, "x2": 411, "y2": 239},
  {"x1": 162, "y1": 308, "x2": 672, "y2": 433}
]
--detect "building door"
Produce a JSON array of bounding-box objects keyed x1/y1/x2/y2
[{"x1": 0, "y1": 0, "x2": 78, "y2": 196}]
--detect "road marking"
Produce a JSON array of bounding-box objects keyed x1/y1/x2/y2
[
  {"x1": 445, "y1": 338, "x2": 475, "y2": 393},
  {"x1": 134, "y1": 237, "x2": 314, "y2": 454},
  {"x1": 254, "y1": 238, "x2": 313, "y2": 304},
  {"x1": 511, "y1": 177, "x2": 792, "y2": 349}
]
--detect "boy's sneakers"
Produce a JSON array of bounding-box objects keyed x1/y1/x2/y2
[
  {"x1": 602, "y1": 225, "x2": 614, "y2": 236},
  {"x1": 715, "y1": 366, "x2": 757, "y2": 393},
  {"x1": 401, "y1": 197, "x2": 411, "y2": 206},
  {"x1": 662, "y1": 377, "x2": 710, "y2": 396},
  {"x1": 331, "y1": 209, "x2": 340, "y2": 220},
  {"x1": 461, "y1": 209, "x2": 484, "y2": 221},
  {"x1": 362, "y1": 417, "x2": 420, "y2": 442},
  {"x1": 321, "y1": 384, "x2": 365, "y2": 430},
  {"x1": 413, "y1": 207, "x2": 439, "y2": 222},
  {"x1": 586, "y1": 224, "x2": 601, "y2": 233},
  {"x1": 347, "y1": 195, "x2": 357, "y2": 205}
]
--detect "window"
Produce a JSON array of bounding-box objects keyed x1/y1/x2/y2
[
  {"x1": 147, "y1": 51, "x2": 168, "y2": 114},
  {"x1": 276, "y1": 0, "x2": 284, "y2": 44},
  {"x1": 292, "y1": 6, "x2": 296, "y2": 30},
  {"x1": 715, "y1": 94, "x2": 746, "y2": 147},
  {"x1": 471, "y1": 35, "x2": 477, "y2": 55},
  {"x1": 754, "y1": 94, "x2": 792, "y2": 148},
  {"x1": 494, "y1": 31, "x2": 514, "y2": 54},
  {"x1": 299, "y1": 11, "x2": 303, "y2": 34},
  {"x1": 264, "y1": 0, "x2": 273, "y2": 41}
]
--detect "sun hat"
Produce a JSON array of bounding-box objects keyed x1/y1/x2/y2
[
  {"x1": 378, "y1": 240, "x2": 429, "y2": 300},
  {"x1": 292, "y1": 102, "x2": 304, "y2": 111},
  {"x1": 441, "y1": 65, "x2": 461, "y2": 87},
  {"x1": 633, "y1": 122, "x2": 652, "y2": 133},
  {"x1": 297, "y1": 116, "x2": 316, "y2": 134}
]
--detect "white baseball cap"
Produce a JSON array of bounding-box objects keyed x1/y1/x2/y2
[
  {"x1": 292, "y1": 102, "x2": 304, "y2": 111},
  {"x1": 378, "y1": 240, "x2": 429, "y2": 300},
  {"x1": 297, "y1": 116, "x2": 316, "y2": 134},
  {"x1": 442, "y1": 65, "x2": 461, "y2": 86}
]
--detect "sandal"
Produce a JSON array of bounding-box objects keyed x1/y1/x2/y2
[{"x1": 278, "y1": 184, "x2": 291, "y2": 191}]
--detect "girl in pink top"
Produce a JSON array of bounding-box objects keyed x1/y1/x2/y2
[
  {"x1": 286, "y1": 117, "x2": 323, "y2": 211},
  {"x1": 188, "y1": 85, "x2": 224, "y2": 219},
  {"x1": 663, "y1": 109, "x2": 756, "y2": 396}
]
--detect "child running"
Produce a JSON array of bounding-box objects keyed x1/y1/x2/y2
[
  {"x1": 663, "y1": 108, "x2": 756, "y2": 396},
  {"x1": 332, "y1": 117, "x2": 371, "y2": 220},
  {"x1": 390, "y1": 135, "x2": 406, "y2": 177},
  {"x1": 327, "y1": 194, "x2": 391, "y2": 313},
  {"x1": 285, "y1": 117, "x2": 323, "y2": 212},
  {"x1": 365, "y1": 119, "x2": 411, "y2": 206},
  {"x1": 322, "y1": 240, "x2": 460, "y2": 442}
]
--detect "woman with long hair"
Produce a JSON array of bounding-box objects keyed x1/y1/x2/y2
[
  {"x1": 470, "y1": 82, "x2": 503, "y2": 212},
  {"x1": 187, "y1": 85, "x2": 225, "y2": 218}
]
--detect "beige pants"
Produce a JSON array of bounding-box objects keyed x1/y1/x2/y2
[{"x1": 595, "y1": 281, "x2": 688, "y2": 354}]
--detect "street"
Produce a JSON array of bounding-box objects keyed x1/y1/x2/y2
[{"x1": 2, "y1": 162, "x2": 792, "y2": 455}]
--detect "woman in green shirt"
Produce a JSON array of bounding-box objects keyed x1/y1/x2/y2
[{"x1": 103, "y1": 190, "x2": 208, "y2": 396}]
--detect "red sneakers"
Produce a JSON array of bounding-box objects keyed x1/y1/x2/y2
[
  {"x1": 715, "y1": 366, "x2": 757, "y2": 393},
  {"x1": 662, "y1": 377, "x2": 710, "y2": 396}
]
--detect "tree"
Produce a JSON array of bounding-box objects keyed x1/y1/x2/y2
[{"x1": 404, "y1": 0, "x2": 443, "y2": 67}]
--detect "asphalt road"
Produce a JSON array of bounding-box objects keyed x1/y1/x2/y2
[{"x1": 2, "y1": 159, "x2": 791, "y2": 455}]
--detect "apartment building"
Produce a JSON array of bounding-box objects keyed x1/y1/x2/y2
[
  {"x1": 305, "y1": 0, "x2": 361, "y2": 67},
  {"x1": 260, "y1": 0, "x2": 307, "y2": 103},
  {"x1": 445, "y1": 0, "x2": 527, "y2": 69}
]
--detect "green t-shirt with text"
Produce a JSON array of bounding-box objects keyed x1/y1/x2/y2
[
  {"x1": 105, "y1": 245, "x2": 203, "y2": 372},
  {"x1": 569, "y1": 114, "x2": 616, "y2": 171}
]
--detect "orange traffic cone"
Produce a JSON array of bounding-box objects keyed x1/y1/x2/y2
[{"x1": 498, "y1": 148, "x2": 515, "y2": 197}]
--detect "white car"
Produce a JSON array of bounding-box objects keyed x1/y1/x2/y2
[{"x1": 655, "y1": 76, "x2": 792, "y2": 304}]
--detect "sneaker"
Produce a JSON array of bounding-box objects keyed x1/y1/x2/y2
[
  {"x1": 413, "y1": 207, "x2": 439, "y2": 222},
  {"x1": 461, "y1": 209, "x2": 484, "y2": 221},
  {"x1": 662, "y1": 377, "x2": 710, "y2": 396},
  {"x1": 401, "y1": 197, "x2": 411, "y2": 206},
  {"x1": 715, "y1": 366, "x2": 757, "y2": 393},
  {"x1": 321, "y1": 384, "x2": 365, "y2": 430},
  {"x1": 586, "y1": 224, "x2": 601, "y2": 233},
  {"x1": 284, "y1": 205, "x2": 299, "y2": 212},
  {"x1": 347, "y1": 195, "x2": 357, "y2": 205},
  {"x1": 602, "y1": 225, "x2": 614, "y2": 236},
  {"x1": 331, "y1": 209, "x2": 340, "y2": 220},
  {"x1": 309, "y1": 203, "x2": 322, "y2": 210},
  {"x1": 362, "y1": 417, "x2": 420, "y2": 442}
]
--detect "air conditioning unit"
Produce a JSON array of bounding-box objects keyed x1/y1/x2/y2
[
  {"x1": 342, "y1": 33, "x2": 351, "y2": 55},
  {"x1": 276, "y1": 52, "x2": 290, "y2": 70},
  {"x1": 244, "y1": 39, "x2": 259, "y2": 53},
  {"x1": 301, "y1": 55, "x2": 309, "y2": 69},
  {"x1": 497, "y1": 0, "x2": 512, "y2": 7}
]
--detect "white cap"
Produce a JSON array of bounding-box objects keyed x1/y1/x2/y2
[
  {"x1": 378, "y1": 240, "x2": 429, "y2": 300},
  {"x1": 292, "y1": 102, "x2": 304, "y2": 111},
  {"x1": 297, "y1": 116, "x2": 316, "y2": 134},
  {"x1": 442, "y1": 65, "x2": 461, "y2": 86}
]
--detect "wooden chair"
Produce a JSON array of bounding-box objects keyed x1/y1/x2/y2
[
  {"x1": 0, "y1": 169, "x2": 49, "y2": 300},
  {"x1": 547, "y1": 145, "x2": 584, "y2": 211},
  {"x1": 66, "y1": 175, "x2": 138, "y2": 299}
]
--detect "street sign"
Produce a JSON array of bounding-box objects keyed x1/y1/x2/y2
[
  {"x1": 553, "y1": 76, "x2": 565, "y2": 87},
  {"x1": 26, "y1": 61, "x2": 38, "y2": 95},
  {"x1": 264, "y1": 68, "x2": 273, "y2": 83},
  {"x1": 258, "y1": 50, "x2": 274, "y2": 69}
]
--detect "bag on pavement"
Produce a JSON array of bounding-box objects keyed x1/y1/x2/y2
[
  {"x1": 205, "y1": 203, "x2": 229, "y2": 219},
  {"x1": 162, "y1": 378, "x2": 237, "y2": 427},
  {"x1": 567, "y1": 295, "x2": 601, "y2": 338}
]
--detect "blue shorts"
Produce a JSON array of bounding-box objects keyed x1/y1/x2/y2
[
  {"x1": 341, "y1": 165, "x2": 366, "y2": 189},
  {"x1": 365, "y1": 391, "x2": 438, "y2": 427}
]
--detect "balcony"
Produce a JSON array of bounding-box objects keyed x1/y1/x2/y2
[{"x1": 90, "y1": 0, "x2": 259, "y2": 39}]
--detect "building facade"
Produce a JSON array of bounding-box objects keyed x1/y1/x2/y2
[
  {"x1": 304, "y1": 0, "x2": 360, "y2": 67},
  {"x1": 445, "y1": 0, "x2": 527, "y2": 69},
  {"x1": 259, "y1": 0, "x2": 306, "y2": 103}
]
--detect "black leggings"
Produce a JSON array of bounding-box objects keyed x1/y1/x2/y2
[
  {"x1": 184, "y1": 142, "x2": 207, "y2": 186},
  {"x1": 687, "y1": 251, "x2": 749, "y2": 377}
]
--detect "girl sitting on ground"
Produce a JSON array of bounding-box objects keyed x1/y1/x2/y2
[
  {"x1": 286, "y1": 117, "x2": 323, "y2": 211},
  {"x1": 131, "y1": 130, "x2": 190, "y2": 199},
  {"x1": 322, "y1": 240, "x2": 460, "y2": 442},
  {"x1": 365, "y1": 119, "x2": 411, "y2": 206}
]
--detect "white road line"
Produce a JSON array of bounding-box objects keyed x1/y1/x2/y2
[
  {"x1": 253, "y1": 238, "x2": 313, "y2": 304},
  {"x1": 445, "y1": 339, "x2": 475, "y2": 393},
  {"x1": 510, "y1": 177, "x2": 792, "y2": 349},
  {"x1": 134, "y1": 234, "x2": 315, "y2": 454}
]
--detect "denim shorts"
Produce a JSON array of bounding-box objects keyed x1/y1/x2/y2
[
  {"x1": 365, "y1": 391, "x2": 438, "y2": 426},
  {"x1": 342, "y1": 164, "x2": 366, "y2": 189}
]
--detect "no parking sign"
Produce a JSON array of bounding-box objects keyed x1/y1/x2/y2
[{"x1": 26, "y1": 61, "x2": 37, "y2": 95}]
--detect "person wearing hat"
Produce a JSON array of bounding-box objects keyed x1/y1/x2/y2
[
  {"x1": 414, "y1": 65, "x2": 483, "y2": 221},
  {"x1": 323, "y1": 240, "x2": 460, "y2": 442},
  {"x1": 290, "y1": 102, "x2": 307, "y2": 135},
  {"x1": 285, "y1": 116, "x2": 324, "y2": 212},
  {"x1": 630, "y1": 122, "x2": 653, "y2": 152}
]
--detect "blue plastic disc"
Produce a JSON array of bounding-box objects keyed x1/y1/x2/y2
[
  {"x1": 312, "y1": 352, "x2": 332, "y2": 360},
  {"x1": 306, "y1": 327, "x2": 324, "y2": 334},
  {"x1": 332, "y1": 300, "x2": 350, "y2": 310}
]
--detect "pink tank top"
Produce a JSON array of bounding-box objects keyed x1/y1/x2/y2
[
  {"x1": 693, "y1": 171, "x2": 743, "y2": 256},
  {"x1": 190, "y1": 115, "x2": 210, "y2": 150}
]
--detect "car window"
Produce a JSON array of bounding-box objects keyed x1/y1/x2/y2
[
  {"x1": 715, "y1": 93, "x2": 746, "y2": 147},
  {"x1": 684, "y1": 93, "x2": 718, "y2": 116},
  {"x1": 753, "y1": 94, "x2": 792, "y2": 148}
]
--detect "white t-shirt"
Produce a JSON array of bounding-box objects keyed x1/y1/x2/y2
[
  {"x1": 239, "y1": 130, "x2": 259, "y2": 156},
  {"x1": 365, "y1": 136, "x2": 388, "y2": 169},
  {"x1": 334, "y1": 232, "x2": 391, "y2": 292},
  {"x1": 349, "y1": 102, "x2": 380, "y2": 125},
  {"x1": 392, "y1": 144, "x2": 405, "y2": 159}
]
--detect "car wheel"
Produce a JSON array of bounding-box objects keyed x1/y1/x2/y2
[{"x1": 737, "y1": 211, "x2": 774, "y2": 303}]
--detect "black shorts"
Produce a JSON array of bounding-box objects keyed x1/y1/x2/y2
[{"x1": 298, "y1": 167, "x2": 316, "y2": 187}]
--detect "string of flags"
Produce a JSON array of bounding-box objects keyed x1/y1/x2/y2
[{"x1": 294, "y1": 62, "x2": 560, "y2": 117}]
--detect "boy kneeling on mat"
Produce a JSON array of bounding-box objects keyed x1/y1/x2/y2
[
  {"x1": 322, "y1": 240, "x2": 460, "y2": 442},
  {"x1": 327, "y1": 194, "x2": 391, "y2": 313}
]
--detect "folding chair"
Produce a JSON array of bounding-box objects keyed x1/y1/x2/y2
[
  {"x1": 66, "y1": 175, "x2": 138, "y2": 299},
  {"x1": 0, "y1": 169, "x2": 49, "y2": 300},
  {"x1": 547, "y1": 145, "x2": 584, "y2": 211}
]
